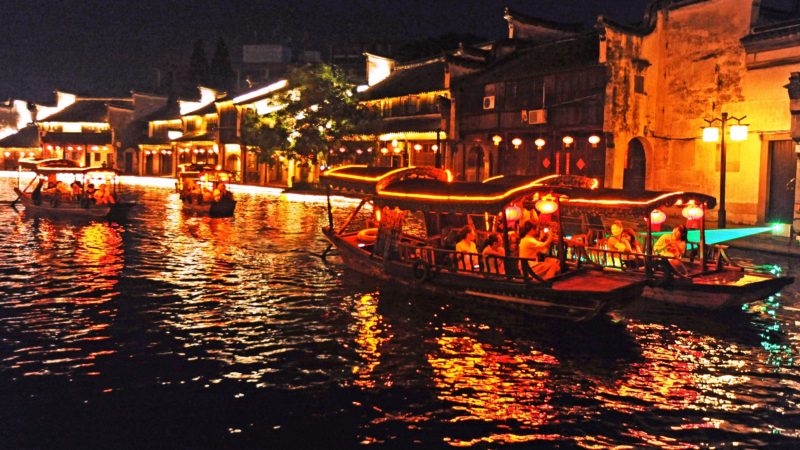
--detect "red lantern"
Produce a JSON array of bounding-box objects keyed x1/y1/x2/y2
[
  {"x1": 505, "y1": 204, "x2": 522, "y2": 222},
  {"x1": 682, "y1": 203, "x2": 704, "y2": 220},
  {"x1": 535, "y1": 195, "x2": 558, "y2": 214},
  {"x1": 650, "y1": 209, "x2": 666, "y2": 225}
]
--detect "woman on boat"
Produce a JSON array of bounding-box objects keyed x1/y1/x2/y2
[
  {"x1": 518, "y1": 221, "x2": 560, "y2": 279},
  {"x1": 94, "y1": 184, "x2": 116, "y2": 205},
  {"x1": 607, "y1": 220, "x2": 632, "y2": 252},
  {"x1": 654, "y1": 225, "x2": 689, "y2": 276},
  {"x1": 621, "y1": 228, "x2": 643, "y2": 254},
  {"x1": 481, "y1": 233, "x2": 505, "y2": 275},
  {"x1": 455, "y1": 226, "x2": 479, "y2": 271},
  {"x1": 654, "y1": 225, "x2": 687, "y2": 258}
]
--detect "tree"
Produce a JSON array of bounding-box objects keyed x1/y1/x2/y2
[
  {"x1": 210, "y1": 37, "x2": 235, "y2": 91},
  {"x1": 241, "y1": 64, "x2": 379, "y2": 175},
  {"x1": 189, "y1": 39, "x2": 209, "y2": 87}
]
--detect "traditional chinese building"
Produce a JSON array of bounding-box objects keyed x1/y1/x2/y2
[
  {"x1": 452, "y1": 10, "x2": 605, "y2": 182},
  {"x1": 600, "y1": 0, "x2": 800, "y2": 225}
]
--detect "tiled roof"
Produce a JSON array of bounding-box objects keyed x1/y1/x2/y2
[
  {"x1": 41, "y1": 99, "x2": 131, "y2": 123},
  {"x1": 0, "y1": 125, "x2": 39, "y2": 149},
  {"x1": 360, "y1": 59, "x2": 447, "y2": 101},
  {"x1": 41, "y1": 131, "x2": 113, "y2": 145}
]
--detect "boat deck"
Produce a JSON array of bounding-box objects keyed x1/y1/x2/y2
[{"x1": 551, "y1": 270, "x2": 642, "y2": 292}]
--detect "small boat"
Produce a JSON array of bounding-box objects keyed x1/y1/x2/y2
[
  {"x1": 12, "y1": 158, "x2": 135, "y2": 219},
  {"x1": 552, "y1": 186, "x2": 795, "y2": 310},
  {"x1": 320, "y1": 166, "x2": 646, "y2": 322},
  {"x1": 176, "y1": 164, "x2": 236, "y2": 217}
]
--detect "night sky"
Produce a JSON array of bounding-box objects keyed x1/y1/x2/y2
[{"x1": 1, "y1": 0, "x2": 652, "y2": 103}]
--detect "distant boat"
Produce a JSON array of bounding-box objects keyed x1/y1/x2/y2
[
  {"x1": 175, "y1": 163, "x2": 236, "y2": 217},
  {"x1": 12, "y1": 158, "x2": 135, "y2": 219}
]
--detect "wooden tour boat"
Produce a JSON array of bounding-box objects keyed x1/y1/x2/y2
[
  {"x1": 321, "y1": 166, "x2": 646, "y2": 322},
  {"x1": 176, "y1": 163, "x2": 236, "y2": 217},
  {"x1": 12, "y1": 158, "x2": 136, "y2": 219},
  {"x1": 548, "y1": 184, "x2": 795, "y2": 310}
]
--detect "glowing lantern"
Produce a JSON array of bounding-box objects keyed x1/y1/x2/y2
[
  {"x1": 511, "y1": 137, "x2": 522, "y2": 149},
  {"x1": 504, "y1": 204, "x2": 522, "y2": 222},
  {"x1": 702, "y1": 127, "x2": 720, "y2": 142},
  {"x1": 535, "y1": 195, "x2": 558, "y2": 214},
  {"x1": 391, "y1": 139, "x2": 398, "y2": 148},
  {"x1": 682, "y1": 202, "x2": 704, "y2": 220},
  {"x1": 650, "y1": 209, "x2": 667, "y2": 225},
  {"x1": 367, "y1": 147, "x2": 373, "y2": 153},
  {"x1": 729, "y1": 124, "x2": 748, "y2": 142},
  {"x1": 3, "y1": 152, "x2": 9, "y2": 157},
  {"x1": 562, "y1": 136, "x2": 574, "y2": 147},
  {"x1": 356, "y1": 149, "x2": 363, "y2": 154},
  {"x1": 392, "y1": 147, "x2": 401, "y2": 154},
  {"x1": 381, "y1": 147, "x2": 388, "y2": 155},
  {"x1": 431, "y1": 144, "x2": 439, "y2": 151},
  {"x1": 339, "y1": 147, "x2": 346, "y2": 153},
  {"x1": 492, "y1": 135, "x2": 502, "y2": 146},
  {"x1": 588, "y1": 135, "x2": 601, "y2": 147},
  {"x1": 414, "y1": 144, "x2": 422, "y2": 151},
  {"x1": 534, "y1": 138, "x2": 546, "y2": 150}
]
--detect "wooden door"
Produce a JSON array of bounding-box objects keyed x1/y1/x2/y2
[
  {"x1": 623, "y1": 139, "x2": 646, "y2": 192},
  {"x1": 767, "y1": 140, "x2": 796, "y2": 223}
]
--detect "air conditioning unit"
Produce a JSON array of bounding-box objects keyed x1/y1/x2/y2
[
  {"x1": 527, "y1": 109, "x2": 547, "y2": 125},
  {"x1": 482, "y1": 96, "x2": 495, "y2": 110}
]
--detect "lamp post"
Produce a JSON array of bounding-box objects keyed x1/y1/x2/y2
[{"x1": 702, "y1": 112, "x2": 748, "y2": 228}]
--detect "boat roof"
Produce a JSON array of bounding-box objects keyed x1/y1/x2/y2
[
  {"x1": 561, "y1": 188, "x2": 717, "y2": 217},
  {"x1": 320, "y1": 165, "x2": 450, "y2": 195},
  {"x1": 177, "y1": 163, "x2": 234, "y2": 181},
  {"x1": 18, "y1": 158, "x2": 122, "y2": 175}
]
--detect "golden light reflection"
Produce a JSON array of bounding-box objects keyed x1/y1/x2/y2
[
  {"x1": 427, "y1": 325, "x2": 559, "y2": 445},
  {"x1": 350, "y1": 294, "x2": 389, "y2": 388}
]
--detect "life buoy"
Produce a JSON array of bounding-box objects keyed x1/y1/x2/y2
[
  {"x1": 412, "y1": 259, "x2": 432, "y2": 282},
  {"x1": 356, "y1": 228, "x2": 378, "y2": 244}
]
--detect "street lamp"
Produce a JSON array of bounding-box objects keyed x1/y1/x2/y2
[{"x1": 702, "y1": 112, "x2": 748, "y2": 228}]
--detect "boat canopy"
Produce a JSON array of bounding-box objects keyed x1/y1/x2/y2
[
  {"x1": 18, "y1": 158, "x2": 121, "y2": 176},
  {"x1": 374, "y1": 178, "x2": 565, "y2": 215},
  {"x1": 561, "y1": 189, "x2": 717, "y2": 217},
  {"x1": 320, "y1": 165, "x2": 450, "y2": 195}
]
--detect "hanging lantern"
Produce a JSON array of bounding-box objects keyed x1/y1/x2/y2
[
  {"x1": 339, "y1": 147, "x2": 346, "y2": 153},
  {"x1": 535, "y1": 195, "x2": 559, "y2": 214},
  {"x1": 562, "y1": 136, "x2": 574, "y2": 147},
  {"x1": 492, "y1": 135, "x2": 503, "y2": 146},
  {"x1": 588, "y1": 135, "x2": 601, "y2": 147},
  {"x1": 534, "y1": 138, "x2": 545, "y2": 150},
  {"x1": 414, "y1": 144, "x2": 422, "y2": 151},
  {"x1": 380, "y1": 147, "x2": 388, "y2": 155},
  {"x1": 650, "y1": 209, "x2": 667, "y2": 225},
  {"x1": 504, "y1": 204, "x2": 522, "y2": 223},
  {"x1": 431, "y1": 144, "x2": 439, "y2": 151},
  {"x1": 682, "y1": 202, "x2": 704, "y2": 220},
  {"x1": 511, "y1": 137, "x2": 522, "y2": 149}
]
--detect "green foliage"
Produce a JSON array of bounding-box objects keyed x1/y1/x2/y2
[
  {"x1": 241, "y1": 64, "x2": 379, "y2": 164},
  {"x1": 209, "y1": 37, "x2": 235, "y2": 91}
]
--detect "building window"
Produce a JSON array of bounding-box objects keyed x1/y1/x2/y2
[{"x1": 634, "y1": 75, "x2": 645, "y2": 94}]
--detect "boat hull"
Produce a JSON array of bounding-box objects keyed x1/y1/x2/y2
[
  {"x1": 324, "y1": 229, "x2": 644, "y2": 322},
  {"x1": 13, "y1": 188, "x2": 133, "y2": 219},
  {"x1": 181, "y1": 198, "x2": 236, "y2": 217},
  {"x1": 643, "y1": 270, "x2": 794, "y2": 309}
]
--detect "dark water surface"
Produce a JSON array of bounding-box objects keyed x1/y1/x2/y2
[{"x1": 1, "y1": 177, "x2": 799, "y2": 449}]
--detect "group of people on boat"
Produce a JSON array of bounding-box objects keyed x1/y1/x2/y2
[
  {"x1": 31, "y1": 176, "x2": 116, "y2": 207},
  {"x1": 181, "y1": 179, "x2": 231, "y2": 204},
  {"x1": 451, "y1": 218, "x2": 561, "y2": 279},
  {"x1": 444, "y1": 214, "x2": 691, "y2": 281}
]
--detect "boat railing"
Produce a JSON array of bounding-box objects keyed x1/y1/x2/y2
[{"x1": 395, "y1": 242, "x2": 553, "y2": 285}]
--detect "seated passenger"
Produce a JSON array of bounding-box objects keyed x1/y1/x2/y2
[
  {"x1": 481, "y1": 233, "x2": 506, "y2": 275},
  {"x1": 213, "y1": 183, "x2": 229, "y2": 202},
  {"x1": 518, "y1": 221, "x2": 560, "y2": 279},
  {"x1": 621, "y1": 228, "x2": 643, "y2": 253},
  {"x1": 606, "y1": 220, "x2": 632, "y2": 253},
  {"x1": 55, "y1": 181, "x2": 72, "y2": 198},
  {"x1": 455, "y1": 226, "x2": 479, "y2": 271},
  {"x1": 94, "y1": 184, "x2": 116, "y2": 205},
  {"x1": 70, "y1": 180, "x2": 83, "y2": 197},
  {"x1": 654, "y1": 225, "x2": 688, "y2": 276}
]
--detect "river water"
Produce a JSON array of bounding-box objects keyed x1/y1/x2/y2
[{"x1": 0, "y1": 177, "x2": 798, "y2": 449}]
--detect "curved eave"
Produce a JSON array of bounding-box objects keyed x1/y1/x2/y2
[
  {"x1": 562, "y1": 189, "x2": 716, "y2": 217},
  {"x1": 320, "y1": 165, "x2": 449, "y2": 195}
]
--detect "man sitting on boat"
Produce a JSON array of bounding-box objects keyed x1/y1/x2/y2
[
  {"x1": 654, "y1": 225, "x2": 689, "y2": 276},
  {"x1": 481, "y1": 233, "x2": 506, "y2": 275},
  {"x1": 94, "y1": 184, "x2": 116, "y2": 205},
  {"x1": 455, "y1": 226, "x2": 479, "y2": 271},
  {"x1": 518, "y1": 220, "x2": 560, "y2": 280}
]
